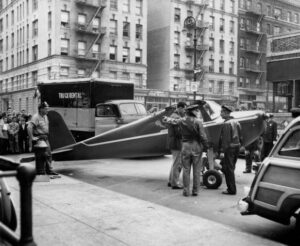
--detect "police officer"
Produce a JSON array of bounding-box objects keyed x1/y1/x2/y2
[
  {"x1": 243, "y1": 138, "x2": 261, "y2": 173},
  {"x1": 163, "y1": 105, "x2": 208, "y2": 196},
  {"x1": 167, "y1": 101, "x2": 186, "y2": 189},
  {"x1": 219, "y1": 105, "x2": 243, "y2": 195},
  {"x1": 28, "y1": 102, "x2": 60, "y2": 177},
  {"x1": 262, "y1": 113, "x2": 277, "y2": 159}
]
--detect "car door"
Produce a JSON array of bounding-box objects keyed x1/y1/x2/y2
[{"x1": 95, "y1": 104, "x2": 120, "y2": 135}]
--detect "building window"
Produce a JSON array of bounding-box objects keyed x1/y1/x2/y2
[
  {"x1": 240, "y1": 57, "x2": 245, "y2": 67},
  {"x1": 92, "y1": 17, "x2": 100, "y2": 30},
  {"x1": 257, "y1": 3, "x2": 262, "y2": 13},
  {"x1": 220, "y1": 0, "x2": 225, "y2": 10},
  {"x1": 246, "y1": 0, "x2": 251, "y2": 9},
  {"x1": 239, "y1": 77, "x2": 244, "y2": 87},
  {"x1": 209, "y1": 37, "x2": 214, "y2": 51},
  {"x1": 32, "y1": 45, "x2": 38, "y2": 61},
  {"x1": 0, "y1": 19, "x2": 3, "y2": 33},
  {"x1": 230, "y1": 0, "x2": 234, "y2": 13},
  {"x1": 110, "y1": 0, "x2": 118, "y2": 10},
  {"x1": 229, "y1": 82, "x2": 234, "y2": 93},
  {"x1": 61, "y1": 10, "x2": 70, "y2": 28},
  {"x1": 274, "y1": 8, "x2": 282, "y2": 19},
  {"x1": 274, "y1": 26, "x2": 281, "y2": 35},
  {"x1": 32, "y1": 20, "x2": 38, "y2": 37},
  {"x1": 11, "y1": 33, "x2": 14, "y2": 48},
  {"x1": 267, "y1": 5, "x2": 271, "y2": 16},
  {"x1": 209, "y1": 0, "x2": 215, "y2": 8},
  {"x1": 295, "y1": 13, "x2": 299, "y2": 24},
  {"x1": 47, "y1": 67, "x2": 51, "y2": 79},
  {"x1": 246, "y1": 78, "x2": 250, "y2": 84},
  {"x1": 78, "y1": 41, "x2": 86, "y2": 56},
  {"x1": 109, "y1": 45, "x2": 117, "y2": 60},
  {"x1": 78, "y1": 14, "x2": 86, "y2": 25},
  {"x1": 11, "y1": 10, "x2": 14, "y2": 26},
  {"x1": 220, "y1": 18, "x2": 224, "y2": 32},
  {"x1": 60, "y1": 66, "x2": 69, "y2": 77},
  {"x1": 174, "y1": 8, "x2": 180, "y2": 22},
  {"x1": 209, "y1": 58, "x2": 214, "y2": 72},
  {"x1": 135, "y1": 73, "x2": 143, "y2": 88},
  {"x1": 48, "y1": 39, "x2": 51, "y2": 56},
  {"x1": 60, "y1": 39, "x2": 69, "y2": 55},
  {"x1": 92, "y1": 44, "x2": 100, "y2": 58},
  {"x1": 210, "y1": 16, "x2": 215, "y2": 30},
  {"x1": 230, "y1": 20, "x2": 234, "y2": 33},
  {"x1": 287, "y1": 12, "x2": 291, "y2": 22},
  {"x1": 33, "y1": 0, "x2": 38, "y2": 11},
  {"x1": 6, "y1": 14, "x2": 8, "y2": 28},
  {"x1": 11, "y1": 54, "x2": 14, "y2": 68},
  {"x1": 110, "y1": 19, "x2": 117, "y2": 35},
  {"x1": 219, "y1": 39, "x2": 224, "y2": 54},
  {"x1": 209, "y1": 80, "x2": 214, "y2": 93},
  {"x1": 229, "y1": 41, "x2": 234, "y2": 55},
  {"x1": 240, "y1": 38, "x2": 245, "y2": 48},
  {"x1": 229, "y1": 61, "x2": 234, "y2": 74},
  {"x1": 136, "y1": 24, "x2": 142, "y2": 39},
  {"x1": 123, "y1": 0, "x2": 130, "y2": 13},
  {"x1": 240, "y1": 17, "x2": 245, "y2": 30},
  {"x1": 135, "y1": 49, "x2": 142, "y2": 63},
  {"x1": 48, "y1": 11, "x2": 52, "y2": 29},
  {"x1": 219, "y1": 60, "x2": 224, "y2": 73},
  {"x1": 174, "y1": 31, "x2": 180, "y2": 45},
  {"x1": 109, "y1": 71, "x2": 117, "y2": 79},
  {"x1": 32, "y1": 71, "x2": 38, "y2": 86},
  {"x1": 267, "y1": 24, "x2": 272, "y2": 35},
  {"x1": 136, "y1": 0, "x2": 142, "y2": 15},
  {"x1": 122, "y1": 72, "x2": 130, "y2": 80},
  {"x1": 77, "y1": 69, "x2": 85, "y2": 77},
  {"x1": 122, "y1": 47, "x2": 129, "y2": 62},
  {"x1": 174, "y1": 54, "x2": 180, "y2": 68},
  {"x1": 0, "y1": 39, "x2": 2, "y2": 52},
  {"x1": 217, "y1": 81, "x2": 224, "y2": 94},
  {"x1": 123, "y1": 22, "x2": 130, "y2": 38}
]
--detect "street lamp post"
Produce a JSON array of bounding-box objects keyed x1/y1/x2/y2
[{"x1": 184, "y1": 16, "x2": 197, "y2": 101}]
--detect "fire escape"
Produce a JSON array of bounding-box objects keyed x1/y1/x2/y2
[
  {"x1": 75, "y1": 0, "x2": 107, "y2": 76},
  {"x1": 184, "y1": 0, "x2": 209, "y2": 84},
  {"x1": 244, "y1": 4, "x2": 266, "y2": 90}
]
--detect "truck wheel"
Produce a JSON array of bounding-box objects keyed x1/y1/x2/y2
[{"x1": 203, "y1": 170, "x2": 222, "y2": 189}]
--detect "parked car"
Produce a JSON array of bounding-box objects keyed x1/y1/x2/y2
[{"x1": 238, "y1": 108, "x2": 300, "y2": 230}]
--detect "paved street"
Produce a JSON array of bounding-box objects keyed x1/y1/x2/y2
[{"x1": 52, "y1": 156, "x2": 300, "y2": 245}]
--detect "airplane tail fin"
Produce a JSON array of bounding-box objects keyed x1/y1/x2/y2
[{"x1": 48, "y1": 110, "x2": 76, "y2": 150}]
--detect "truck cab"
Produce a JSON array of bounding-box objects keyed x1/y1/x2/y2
[
  {"x1": 95, "y1": 100, "x2": 148, "y2": 135},
  {"x1": 239, "y1": 108, "x2": 300, "y2": 230}
]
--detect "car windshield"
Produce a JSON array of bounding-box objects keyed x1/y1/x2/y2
[
  {"x1": 204, "y1": 101, "x2": 221, "y2": 121},
  {"x1": 278, "y1": 128, "x2": 300, "y2": 158}
]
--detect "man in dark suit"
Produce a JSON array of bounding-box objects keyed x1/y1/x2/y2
[
  {"x1": 19, "y1": 117, "x2": 29, "y2": 153},
  {"x1": 262, "y1": 113, "x2": 277, "y2": 159}
]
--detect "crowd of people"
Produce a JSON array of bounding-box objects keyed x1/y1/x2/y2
[{"x1": 0, "y1": 107, "x2": 32, "y2": 155}]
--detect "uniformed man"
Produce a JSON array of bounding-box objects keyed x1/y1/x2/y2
[
  {"x1": 219, "y1": 105, "x2": 243, "y2": 195},
  {"x1": 166, "y1": 101, "x2": 186, "y2": 189},
  {"x1": 163, "y1": 105, "x2": 209, "y2": 197},
  {"x1": 243, "y1": 138, "x2": 261, "y2": 173},
  {"x1": 262, "y1": 113, "x2": 277, "y2": 160},
  {"x1": 28, "y1": 102, "x2": 60, "y2": 177}
]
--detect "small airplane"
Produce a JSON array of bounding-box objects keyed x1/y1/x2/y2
[{"x1": 28, "y1": 100, "x2": 266, "y2": 162}]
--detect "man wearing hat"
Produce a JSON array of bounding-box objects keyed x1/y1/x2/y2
[
  {"x1": 166, "y1": 101, "x2": 186, "y2": 189},
  {"x1": 163, "y1": 104, "x2": 209, "y2": 196},
  {"x1": 28, "y1": 101, "x2": 60, "y2": 177},
  {"x1": 262, "y1": 113, "x2": 277, "y2": 160},
  {"x1": 219, "y1": 105, "x2": 243, "y2": 195}
]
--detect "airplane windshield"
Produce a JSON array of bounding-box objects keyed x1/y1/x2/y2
[{"x1": 204, "y1": 101, "x2": 221, "y2": 121}]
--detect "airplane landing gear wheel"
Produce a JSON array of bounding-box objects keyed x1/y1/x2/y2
[{"x1": 203, "y1": 170, "x2": 222, "y2": 189}]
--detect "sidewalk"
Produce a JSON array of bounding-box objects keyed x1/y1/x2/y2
[{"x1": 5, "y1": 165, "x2": 284, "y2": 246}]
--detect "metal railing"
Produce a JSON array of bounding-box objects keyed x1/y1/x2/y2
[{"x1": 0, "y1": 157, "x2": 36, "y2": 246}]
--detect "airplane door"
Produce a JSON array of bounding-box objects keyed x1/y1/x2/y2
[{"x1": 95, "y1": 104, "x2": 119, "y2": 135}]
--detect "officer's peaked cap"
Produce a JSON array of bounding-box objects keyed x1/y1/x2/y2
[
  {"x1": 221, "y1": 105, "x2": 233, "y2": 113},
  {"x1": 38, "y1": 101, "x2": 49, "y2": 109}
]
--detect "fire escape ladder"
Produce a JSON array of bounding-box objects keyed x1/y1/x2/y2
[
  {"x1": 91, "y1": 57, "x2": 104, "y2": 75},
  {"x1": 86, "y1": 6, "x2": 103, "y2": 29}
]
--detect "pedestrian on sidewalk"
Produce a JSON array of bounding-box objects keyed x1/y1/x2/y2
[
  {"x1": 163, "y1": 105, "x2": 209, "y2": 197},
  {"x1": 262, "y1": 113, "x2": 277, "y2": 160},
  {"x1": 27, "y1": 101, "x2": 60, "y2": 178},
  {"x1": 243, "y1": 137, "x2": 261, "y2": 173},
  {"x1": 219, "y1": 105, "x2": 243, "y2": 195},
  {"x1": 19, "y1": 116, "x2": 29, "y2": 153},
  {"x1": 8, "y1": 116, "x2": 20, "y2": 154},
  {"x1": 166, "y1": 101, "x2": 186, "y2": 189}
]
